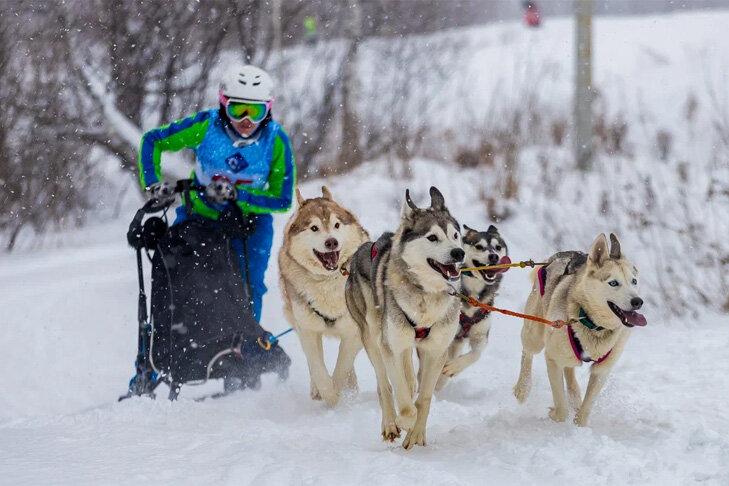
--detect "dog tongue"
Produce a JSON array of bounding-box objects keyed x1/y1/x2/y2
[
  {"x1": 318, "y1": 251, "x2": 339, "y2": 270},
  {"x1": 624, "y1": 310, "x2": 647, "y2": 327},
  {"x1": 494, "y1": 256, "x2": 512, "y2": 273}
]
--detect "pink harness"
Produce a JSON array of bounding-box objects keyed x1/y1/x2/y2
[
  {"x1": 539, "y1": 266, "x2": 612, "y2": 363},
  {"x1": 567, "y1": 320, "x2": 612, "y2": 364}
]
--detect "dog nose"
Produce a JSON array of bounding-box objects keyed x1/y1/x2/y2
[
  {"x1": 451, "y1": 248, "x2": 465, "y2": 261},
  {"x1": 631, "y1": 297, "x2": 643, "y2": 310},
  {"x1": 488, "y1": 253, "x2": 499, "y2": 264},
  {"x1": 325, "y1": 237, "x2": 339, "y2": 251}
]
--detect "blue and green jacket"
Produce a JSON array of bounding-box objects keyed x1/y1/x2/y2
[{"x1": 139, "y1": 109, "x2": 295, "y2": 218}]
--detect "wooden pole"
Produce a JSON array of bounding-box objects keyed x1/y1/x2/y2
[{"x1": 574, "y1": 0, "x2": 594, "y2": 171}]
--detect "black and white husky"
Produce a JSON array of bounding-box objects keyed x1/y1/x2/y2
[
  {"x1": 436, "y1": 224, "x2": 509, "y2": 390},
  {"x1": 345, "y1": 187, "x2": 464, "y2": 449}
]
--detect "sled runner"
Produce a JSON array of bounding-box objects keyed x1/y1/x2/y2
[{"x1": 120, "y1": 180, "x2": 290, "y2": 401}]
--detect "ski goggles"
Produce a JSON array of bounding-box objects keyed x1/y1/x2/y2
[{"x1": 219, "y1": 92, "x2": 272, "y2": 123}]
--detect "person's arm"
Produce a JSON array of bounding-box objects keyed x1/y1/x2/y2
[
  {"x1": 138, "y1": 111, "x2": 212, "y2": 188},
  {"x1": 236, "y1": 129, "x2": 296, "y2": 214}
]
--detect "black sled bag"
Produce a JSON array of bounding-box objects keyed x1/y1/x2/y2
[{"x1": 148, "y1": 217, "x2": 266, "y2": 383}]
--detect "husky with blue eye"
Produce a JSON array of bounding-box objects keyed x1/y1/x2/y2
[
  {"x1": 436, "y1": 224, "x2": 509, "y2": 391},
  {"x1": 513, "y1": 233, "x2": 647, "y2": 426}
]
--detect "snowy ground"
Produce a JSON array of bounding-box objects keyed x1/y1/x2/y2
[{"x1": 2, "y1": 159, "x2": 728, "y2": 485}]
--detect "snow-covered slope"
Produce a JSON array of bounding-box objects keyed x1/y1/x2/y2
[{"x1": 2, "y1": 159, "x2": 728, "y2": 485}]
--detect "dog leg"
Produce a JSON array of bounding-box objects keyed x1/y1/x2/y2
[
  {"x1": 298, "y1": 329, "x2": 338, "y2": 407},
  {"x1": 416, "y1": 348, "x2": 424, "y2": 393},
  {"x1": 383, "y1": 346, "x2": 418, "y2": 432},
  {"x1": 361, "y1": 333, "x2": 399, "y2": 441},
  {"x1": 435, "y1": 339, "x2": 461, "y2": 390},
  {"x1": 564, "y1": 367, "x2": 582, "y2": 410},
  {"x1": 514, "y1": 321, "x2": 545, "y2": 403},
  {"x1": 513, "y1": 353, "x2": 534, "y2": 403},
  {"x1": 402, "y1": 349, "x2": 416, "y2": 399},
  {"x1": 332, "y1": 332, "x2": 362, "y2": 394},
  {"x1": 546, "y1": 357, "x2": 568, "y2": 422},
  {"x1": 574, "y1": 371, "x2": 607, "y2": 427},
  {"x1": 402, "y1": 349, "x2": 447, "y2": 450},
  {"x1": 442, "y1": 334, "x2": 485, "y2": 378}
]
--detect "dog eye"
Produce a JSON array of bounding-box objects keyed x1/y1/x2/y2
[
  {"x1": 495, "y1": 245, "x2": 502, "y2": 251},
  {"x1": 427, "y1": 235, "x2": 438, "y2": 242},
  {"x1": 475, "y1": 244, "x2": 484, "y2": 251},
  {"x1": 454, "y1": 233, "x2": 458, "y2": 239},
  {"x1": 335, "y1": 222, "x2": 340, "y2": 229},
  {"x1": 608, "y1": 280, "x2": 619, "y2": 287},
  {"x1": 632, "y1": 278, "x2": 638, "y2": 285},
  {"x1": 311, "y1": 225, "x2": 319, "y2": 232}
]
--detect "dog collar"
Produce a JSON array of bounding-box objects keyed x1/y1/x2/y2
[
  {"x1": 578, "y1": 308, "x2": 605, "y2": 331},
  {"x1": 461, "y1": 270, "x2": 474, "y2": 278}
]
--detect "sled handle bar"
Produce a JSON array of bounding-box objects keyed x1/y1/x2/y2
[{"x1": 141, "y1": 179, "x2": 206, "y2": 214}]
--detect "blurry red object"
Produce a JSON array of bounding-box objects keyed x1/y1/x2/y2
[{"x1": 524, "y1": 2, "x2": 541, "y2": 27}]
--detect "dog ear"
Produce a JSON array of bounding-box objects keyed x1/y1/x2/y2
[
  {"x1": 609, "y1": 233, "x2": 621, "y2": 259},
  {"x1": 402, "y1": 189, "x2": 418, "y2": 220},
  {"x1": 295, "y1": 188, "x2": 305, "y2": 206},
  {"x1": 463, "y1": 223, "x2": 477, "y2": 235},
  {"x1": 487, "y1": 224, "x2": 498, "y2": 234},
  {"x1": 588, "y1": 233, "x2": 609, "y2": 268},
  {"x1": 321, "y1": 185, "x2": 333, "y2": 201},
  {"x1": 429, "y1": 186, "x2": 445, "y2": 211}
]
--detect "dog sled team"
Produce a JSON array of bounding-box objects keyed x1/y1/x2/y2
[
  {"x1": 281, "y1": 185, "x2": 646, "y2": 449},
  {"x1": 127, "y1": 63, "x2": 647, "y2": 449}
]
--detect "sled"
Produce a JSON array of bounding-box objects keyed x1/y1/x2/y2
[{"x1": 119, "y1": 180, "x2": 290, "y2": 401}]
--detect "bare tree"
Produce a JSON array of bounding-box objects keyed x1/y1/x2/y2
[{"x1": 0, "y1": 5, "x2": 98, "y2": 250}]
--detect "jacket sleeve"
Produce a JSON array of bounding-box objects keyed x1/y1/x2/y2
[
  {"x1": 236, "y1": 128, "x2": 296, "y2": 214},
  {"x1": 138, "y1": 111, "x2": 212, "y2": 188}
]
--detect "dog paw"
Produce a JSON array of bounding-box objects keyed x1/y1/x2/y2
[
  {"x1": 320, "y1": 387, "x2": 339, "y2": 407},
  {"x1": 513, "y1": 379, "x2": 531, "y2": 404},
  {"x1": 402, "y1": 426, "x2": 426, "y2": 450},
  {"x1": 442, "y1": 359, "x2": 465, "y2": 378},
  {"x1": 381, "y1": 423, "x2": 401, "y2": 442},
  {"x1": 334, "y1": 375, "x2": 359, "y2": 395},
  {"x1": 310, "y1": 382, "x2": 322, "y2": 401},
  {"x1": 396, "y1": 407, "x2": 417, "y2": 431},
  {"x1": 314, "y1": 377, "x2": 339, "y2": 407},
  {"x1": 548, "y1": 406, "x2": 568, "y2": 423},
  {"x1": 345, "y1": 371, "x2": 359, "y2": 391},
  {"x1": 573, "y1": 411, "x2": 589, "y2": 427}
]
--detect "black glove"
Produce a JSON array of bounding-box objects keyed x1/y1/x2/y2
[
  {"x1": 206, "y1": 178, "x2": 238, "y2": 205},
  {"x1": 218, "y1": 208, "x2": 257, "y2": 239},
  {"x1": 147, "y1": 181, "x2": 175, "y2": 204}
]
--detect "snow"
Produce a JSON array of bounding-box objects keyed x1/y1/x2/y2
[
  {"x1": 2, "y1": 159, "x2": 728, "y2": 485},
  {"x1": 3, "y1": 11, "x2": 729, "y2": 486}
]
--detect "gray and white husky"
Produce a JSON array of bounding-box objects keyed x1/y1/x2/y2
[
  {"x1": 513, "y1": 233, "x2": 647, "y2": 426},
  {"x1": 279, "y1": 187, "x2": 369, "y2": 407},
  {"x1": 436, "y1": 224, "x2": 509, "y2": 390},
  {"x1": 345, "y1": 187, "x2": 464, "y2": 449}
]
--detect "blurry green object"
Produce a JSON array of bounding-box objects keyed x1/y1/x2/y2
[
  {"x1": 304, "y1": 16, "x2": 317, "y2": 46},
  {"x1": 304, "y1": 16, "x2": 317, "y2": 36}
]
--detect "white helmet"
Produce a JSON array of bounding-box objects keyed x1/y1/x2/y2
[{"x1": 219, "y1": 65, "x2": 274, "y2": 102}]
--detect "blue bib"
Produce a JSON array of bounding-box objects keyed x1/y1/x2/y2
[{"x1": 193, "y1": 110, "x2": 281, "y2": 191}]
